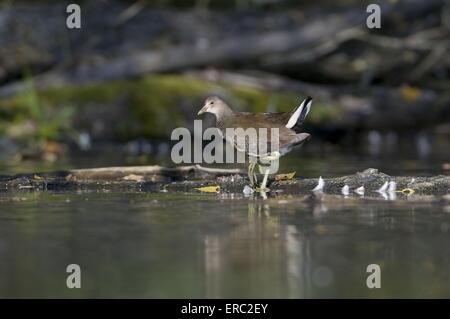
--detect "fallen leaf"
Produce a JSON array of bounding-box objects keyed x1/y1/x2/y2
[
  {"x1": 397, "y1": 188, "x2": 415, "y2": 195},
  {"x1": 275, "y1": 172, "x2": 296, "y2": 181},
  {"x1": 195, "y1": 185, "x2": 220, "y2": 193},
  {"x1": 123, "y1": 174, "x2": 144, "y2": 182},
  {"x1": 33, "y1": 175, "x2": 42, "y2": 181},
  {"x1": 400, "y1": 85, "x2": 420, "y2": 102}
]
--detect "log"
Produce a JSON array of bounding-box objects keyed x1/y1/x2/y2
[
  {"x1": 1, "y1": 166, "x2": 448, "y2": 198},
  {"x1": 0, "y1": 11, "x2": 362, "y2": 96},
  {"x1": 69, "y1": 164, "x2": 243, "y2": 180}
]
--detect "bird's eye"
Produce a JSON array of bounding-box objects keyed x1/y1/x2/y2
[{"x1": 210, "y1": 102, "x2": 214, "y2": 105}]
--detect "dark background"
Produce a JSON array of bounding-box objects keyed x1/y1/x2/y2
[{"x1": 0, "y1": 0, "x2": 449, "y2": 173}]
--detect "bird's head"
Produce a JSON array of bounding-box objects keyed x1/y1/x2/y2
[{"x1": 197, "y1": 96, "x2": 232, "y2": 117}]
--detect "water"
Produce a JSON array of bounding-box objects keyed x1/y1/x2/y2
[
  {"x1": 0, "y1": 191, "x2": 449, "y2": 298},
  {"x1": 0, "y1": 139, "x2": 449, "y2": 298},
  {"x1": 1, "y1": 135, "x2": 449, "y2": 178}
]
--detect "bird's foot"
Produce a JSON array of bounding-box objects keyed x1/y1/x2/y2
[
  {"x1": 255, "y1": 187, "x2": 270, "y2": 193},
  {"x1": 247, "y1": 182, "x2": 269, "y2": 193}
]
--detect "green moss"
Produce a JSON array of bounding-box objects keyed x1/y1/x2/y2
[
  {"x1": 0, "y1": 74, "x2": 342, "y2": 143},
  {"x1": 41, "y1": 83, "x2": 129, "y2": 105},
  {"x1": 117, "y1": 75, "x2": 215, "y2": 139},
  {"x1": 0, "y1": 76, "x2": 75, "y2": 142}
]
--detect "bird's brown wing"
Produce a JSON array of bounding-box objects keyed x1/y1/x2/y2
[
  {"x1": 222, "y1": 112, "x2": 301, "y2": 155},
  {"x1": 228, "y1": 112, "x2": 290, "y2": 129},
  {"x1": 262, "y1": 112, "x2": 306, "y2": 133}
]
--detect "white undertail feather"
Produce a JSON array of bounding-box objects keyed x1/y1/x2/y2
[{"x1": 286, "y1": 98, "x2": 312, "y2": 129}]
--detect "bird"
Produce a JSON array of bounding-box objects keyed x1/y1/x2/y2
[{"x1": 197, "y1": 96, "x2": 313, "y2": 192}]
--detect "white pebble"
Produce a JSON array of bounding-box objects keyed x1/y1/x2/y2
[
  {"x1": 243, "y1": 185, "x2": 254, "y2": 195},
  {"x1": 313, "y1": 177, "x2": 325, "y2": 192},
  {"x1": 389, "y1": 191, "x2": 397, "y2": 201},
  {"x1": 341, "y1": 185, "x2": 349, "y2": 196},
  {"x1": 388, "y1": 181, "x2": 397, "y2": 193},
  {"x1": 377, "y1": 181, "x2": 389, "y2": 193},
  {"x1": 354, "y1": 186, "x2": 365, "y2": 195}
]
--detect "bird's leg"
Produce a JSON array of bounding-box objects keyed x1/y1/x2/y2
[
  {"x1": 247, "y1": 162, "x2": 255, "y2": 187},
  {"x1": 255, "y1": 152, "x2": 280, "y2": 193},
  {"x1": 253, "y1": 164, "x2": 258, "y2": 187},
  {"x1": 258, "y1": 164, "x2": 271, "y2": 192},
  {"x1": 259, "y1": 189, "x2": 268, "y2": 200},
  {"x1": 255, "y1": 162, "x2": 271, "y2": 193}
]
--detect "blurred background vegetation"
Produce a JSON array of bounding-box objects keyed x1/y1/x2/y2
[{"x1": 0, "y1": 0, "x2": 449, "y2": 172}]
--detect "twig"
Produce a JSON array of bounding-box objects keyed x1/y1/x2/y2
[
  {"x1": 115, "y1": 0, "x2": 147, "y2": 26},
  {"x1": 409, "y1": 45, "x2": 448, "y2": 80}
]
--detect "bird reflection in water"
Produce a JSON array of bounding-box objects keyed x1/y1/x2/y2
[{"x1": 203, "y1": 195, "x2": 332, "y2": 298}]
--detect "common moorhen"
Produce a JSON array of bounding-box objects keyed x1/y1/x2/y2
[{"x1": 198, "y1": 96, "x2": 313, "y2": 191}]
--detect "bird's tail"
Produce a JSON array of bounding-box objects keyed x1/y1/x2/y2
[{"x1": 285, "y1": 96, "x2": 313, "y2": 129}]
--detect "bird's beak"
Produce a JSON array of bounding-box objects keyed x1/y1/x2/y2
[{"x1": 197, "y1": 104, "x2": 207, "y2": 116}]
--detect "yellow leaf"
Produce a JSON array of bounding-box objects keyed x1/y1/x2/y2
[
  {"x1": 400, "y1": 85, "x2": 420, "y2": 102},
  {"x1": 275, "y1": 172, "x2": 296, "y2": 181},
  {"x1": 195, "y1": 185, "x2": 220, "y2": 193},
  {"x1": 34, "y1": 175, "x2": 42, "y2": 181},
  {"x1": 397, "y1": 188, "x2": 415, "y2": 195}
]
